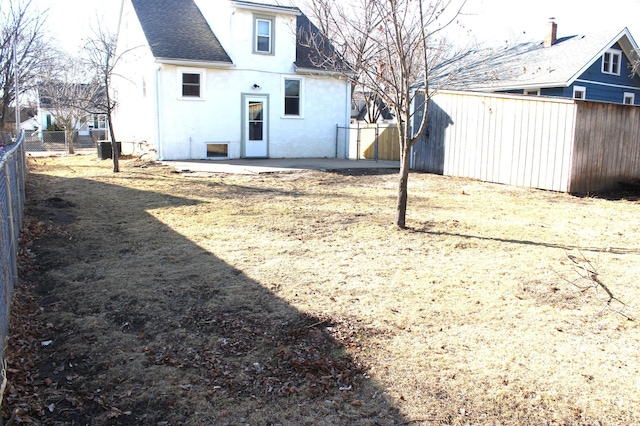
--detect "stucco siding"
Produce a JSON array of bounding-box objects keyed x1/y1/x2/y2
[
  {"x1": 112, "y1": 0, "x2": 159, "y2": 153},
  {"x1": 153, "y1": 66, "x2": 348, "y2": 160},
  {"x1": 114, "y1": 0, "x2": 350, "y2": 160}
]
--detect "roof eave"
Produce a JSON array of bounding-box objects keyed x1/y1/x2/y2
[
  {"x1": 294, "y1": 64, "x2": 350, "y2": 77},
  {"x1": 155, "y1": 58, "x2": 235, "y2": 68},
  {"x1": 232, "y1": 1, "x2": 301, "y2": 16}
]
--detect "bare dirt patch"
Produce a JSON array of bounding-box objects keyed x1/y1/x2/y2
[{"x1": 5, "y1": 155, "x2": 640, "y2": 425}]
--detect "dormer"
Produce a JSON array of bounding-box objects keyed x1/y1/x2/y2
[{"x1": 226, "y1": 1, "x2": 301, "y2": 72}]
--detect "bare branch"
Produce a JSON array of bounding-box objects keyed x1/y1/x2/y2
[{"x1": 553, "y1": 250, "x2": 635, "y2": 321}]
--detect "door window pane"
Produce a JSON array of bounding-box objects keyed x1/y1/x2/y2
[
  {"x1": 249, "y1": 122, "x2": 263, "y2": 141},
  {"x1": 248, "y1": 101, "x2": 264, "y2": 141},
  {"x1": 249, "y1": 102, "x2": 263, "y2": 120}
]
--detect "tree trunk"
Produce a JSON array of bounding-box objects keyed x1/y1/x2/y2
[
  {"x1": 65, "y1": 129, "x2": 75, "y2": 154},
  {"x1": 108, "y1": 114, "x2": 119, "y2": 172},
  {"x1": 394, "y1": 144, "x2": 412, "y2": 228}
]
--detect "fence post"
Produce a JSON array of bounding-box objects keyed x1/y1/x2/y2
[
  {"x1": 335, "y1": 124, "x2": 339, "y2": 159},
  {"x1": 356, "y1": 121, "x2": 360, "y2": 161},
  {"x1": 4, "y1": 160, "x2": 17, "y2": 298},
  {"x1": 374, "y1": 124, "x2": 379, "y2": 163}
]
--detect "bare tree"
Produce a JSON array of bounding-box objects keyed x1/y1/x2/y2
[
  {"x1": 0, "y1": 0, "x2": 50, "y2": 131},
  {"x1": 302, "y1": 0, "x2": 467, "y2": 228},
  {"x1": 38, "y1": 55, "x2": 102, "y2": 154},
  {"x1": 84, "y1": 19, "x2": 122, "y2": 172}
]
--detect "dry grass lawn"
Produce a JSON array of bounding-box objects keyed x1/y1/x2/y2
[{"x1": 6, "y1": 154, "x2": 640, "y2": 425}]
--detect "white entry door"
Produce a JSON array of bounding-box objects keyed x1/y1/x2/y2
[{"x1": 244, "y1": 96, "x2": 268, "y2": 157}]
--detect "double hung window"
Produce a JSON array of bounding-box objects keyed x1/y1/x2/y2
[
  {"x1": 255, "y1": 17, "x2": 274, "y2": 54},
  {"x1": 602, "y1": 50, "x2": 621, "y2": 75}
]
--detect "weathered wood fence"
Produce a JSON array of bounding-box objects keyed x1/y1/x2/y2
[
  {"x1": 413, "y1": 90, "x2": 640, "y2": 193},
  {"x1": 343, "y1": 123, "x2": 400, "y2": 161},
  {"x1": 0, "y1": 133, "x2": 26, "y2": 358}
]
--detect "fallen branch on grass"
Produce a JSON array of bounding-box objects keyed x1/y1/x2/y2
[{"x1": 555, "y1": 249, "x2": 635, "y2": 321}]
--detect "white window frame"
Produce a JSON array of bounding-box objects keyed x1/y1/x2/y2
[
  {"x1": 602, "y1": 49, "x2": 622, "y2": 75},
  {"x1": 524, "y1": 89, "x2": 540, "y2": 96},
  {"x1": 93, "y1": 114, "x2": 107, "y2": 130},
  {"x1": 573, "y1": 86, "x2": 586, "y2": 100},
  {"x1": 282, "y1": 76, "x2": 304, "y2": 118},
  {"x1": 254, "y1": 16, "x2": 275, "y2": 55},
  {"x1": 177, "y1": 68, "x2": 206, "y2": 100},
  {"x1": 624, "y1": 92, "x2": 635, "y2": 105}
]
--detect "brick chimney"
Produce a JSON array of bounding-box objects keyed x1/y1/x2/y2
[{"x1": 544, "y1": 20, "x2": 557, "y2": 47}]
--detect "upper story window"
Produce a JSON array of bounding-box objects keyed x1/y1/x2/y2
[
  {"x1": 254, "y1": 17, "x2": 274, "y2": 54},
  {"x1": 284, "y1": 78, "x2": 301, "y2": 116},
  {"x1": 602, "y1": 49, "x2": 622, "y2": 75},
  {"x1": 624, "y1": 92, "x2": 635, "y2": 105},
  {"x1": 573, "y1": 86, "x2": 586, "y2": 100},
  {"x1": 178, "y1": 68, "x2": 205, "y2": 100}
]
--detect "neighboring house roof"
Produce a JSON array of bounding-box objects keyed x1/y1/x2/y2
[
  {"x1": 351, "y1": 92, "x2": 394, "y2": 121},
  {"x1": 2, "y1": 107, "x2": 36, "y2": 124},
  {"x1": 38, "y1": 83, "x2": 107, "y2": 113},
  {"x1": 130, "y1": 0, "x2": 233, "y2": 64},
  {"x1": 430, "y1": 27, "x2": 640, "y2": 92}
]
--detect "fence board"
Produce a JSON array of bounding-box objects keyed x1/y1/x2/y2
[
  {"x1": 347, "y1": 123, "x2": 400, "y2": 161},
  {"x1": 569, "y1": 102, "x2": 640, "y2": 192},
  {"x1": 414, "y1": 91, "x2": 581, "y2": 192}
]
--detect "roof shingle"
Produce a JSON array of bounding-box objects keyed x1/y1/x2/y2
[{"x1": 130, "y1": 0, "x2": 232, "y2": 64}]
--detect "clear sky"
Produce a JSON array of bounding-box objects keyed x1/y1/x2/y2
[
  {"x1": 35, "y1": 0, "x2": 640, "y2": 52},
  {"x1": 458, "y1": 0, "x2": 640, "y2": 46}
]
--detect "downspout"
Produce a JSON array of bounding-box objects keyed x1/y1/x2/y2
[{"x1": 154, "y1": 65, "x2": 163, "y2": 160}]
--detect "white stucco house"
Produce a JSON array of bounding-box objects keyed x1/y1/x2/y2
[{"x1": 113, "y1": 0, "x2": 352, "y2": 160}]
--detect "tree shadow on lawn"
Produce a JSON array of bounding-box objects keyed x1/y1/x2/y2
[
  {"x1": 408, "y1": 225, "x2": 640, "y2": 255},
  {"x1": 17, "y1": 174, "x2": 406, "y2": 425}
]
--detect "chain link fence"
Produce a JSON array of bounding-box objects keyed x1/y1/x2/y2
[
  {"x1": 0, "y1": 131, "x2": 26, "y2": 359},
  {"x1": 24, "y1": 130, "x2": 105, "y2": 153}
]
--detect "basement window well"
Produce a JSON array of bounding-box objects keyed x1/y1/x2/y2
[{"x1": 207, "y1": 143, "x2": 228, "y2": 158}]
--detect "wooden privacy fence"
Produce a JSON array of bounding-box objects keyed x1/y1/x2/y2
[
  {"x1": 343, "y1": 123, "x2": 400, "y2": 161},
  {"x1": 0, "y1": 133, "x2": 26, "y2": 359},
  {"x1": 413, "y1": 90, "x2": 640, "y2": 193}
]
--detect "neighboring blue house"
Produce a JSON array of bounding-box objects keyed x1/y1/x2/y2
[{"x1": 435, "y1": 23, "x2": 640, "y2": 105}]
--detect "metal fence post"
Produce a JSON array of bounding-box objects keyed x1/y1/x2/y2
[{"x1": 356, "y1": 121, "x2": 360, "y2": 161}]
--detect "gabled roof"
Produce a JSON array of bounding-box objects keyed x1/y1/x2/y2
[
  {"x1": 432, "y1": 27, "x2": 640, "y2": 92},
  {"x1": 128, "y1": 0, "x2": 347, "y2": 73},
  {"x1": 130, "y1": 0, "x2": 233, "y2": 65},
  {"x1": 296, "y1": 12, "x2": 350, "y2": 73}
]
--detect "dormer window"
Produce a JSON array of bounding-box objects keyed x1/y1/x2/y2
[
  {"x1": 254, "y1": 16, "x2": 274, "y2": 54},
  {"x1": 602, "y1": 49, "x2": 621, "y2": 75}
]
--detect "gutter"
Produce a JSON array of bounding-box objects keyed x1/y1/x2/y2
[
  {"x1": 294, "y1": 65, "x2": 354, "y2": 78},
  {"x1": 231, "y1": 1, "x2": 301, "y2": 16},
  {"x1": 154, "y1": 58, "x2": 236, "y2": 69}
]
